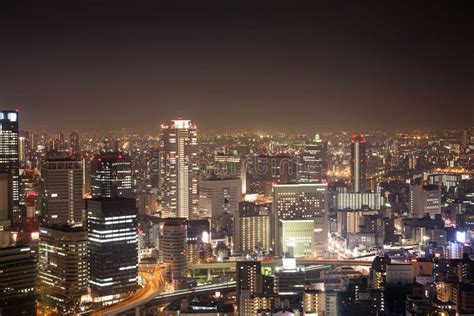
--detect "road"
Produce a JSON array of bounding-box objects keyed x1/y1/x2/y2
[{"x1": 90, "y1": 265, "x2": 165, "y2": 316}]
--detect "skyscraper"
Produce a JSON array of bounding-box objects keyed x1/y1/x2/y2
[
  {"x1": 90, "y1": 151, "x2": 132, "y2": 198},
  {"x1": 298, "y1": 134, "x2": 328, "y2": 183},
  {"x1": 160, "y1": 119, "x2": 198, "y2": 219},
  {"x1": 38, "y1": 226, "x2": 88, "y2": 314},
  {"x1": 273, "y1": 183, "x2": 328, "y2": 258},
  {"x1": 0, "y1": 110, "x2": 19, "y2": 224},
  {"x1": 40, "y1": 156, "x2": 84, "y2": 226},
  {"x1": 87, "y1": 198, "x2": 139, "y2": 297},
  {"x1": 350, "y1": 134, "x2": 367, "y2": 193},
  {"x1": 69, "y1": 131, "x2": 80, "y2": 155}
]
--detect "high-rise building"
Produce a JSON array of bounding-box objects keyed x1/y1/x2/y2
[
  {"x1": 236, "y1": 261, "x2": 262, "y2": 312},
  {"x1": 198, "y1": 177, "x2": 242, "y2": 219},
  {"x1": 87, "y1": 198, "x2": 139, "y2": 297},
  {"x1": 0, "y1": 245, "x2": 36, "y2": 315},
  {"x1": 462, "y1": 128, "x2": 470, "y2": 151},
  {"x1": 234, "y1": 201, "x2": 271, "y2": 255},
  {"x1": 149, "y1": 145, "x2": 160, "y2": 190},
  {"x1": 273, "y1": 183, "x2": 328, "y2": 257},
  {"x1": 409, "y1": 184, "x2": 442, "y2": 218},
  {"x1": 298, "y1": 134, "x2": 328, "y2": 183},
  {"x1": 69, "y1": 131, "x2": 80, "y2": 155},
  {"x1": 160, "y1": 119, "x2": 198, "y2": 219},
  {"x1": 350, "y1": 135, "x2": 367, "y2": 193},
  {"x1": 18, "y1": 136, "x2": 26, "y2": 165},
  {"x1": 160, "y1": 218, "x2": 187, "y2": 288},
  {"x1": 90, "y1": 151, "x2": 132, "y2": 198},
  {"x1": 40, "y1": 157, "x2": 84, "y2": 226},
  {"x1": 38, "y1": 226, "x2": 88, "y2": 314},
  {"x1": 0, "y1": 110, "x2": 19, "y2": 224}
]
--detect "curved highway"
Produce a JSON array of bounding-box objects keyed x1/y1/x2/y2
[{"x1": 91, "y1": 266, "x2": 165, "y2": 316}]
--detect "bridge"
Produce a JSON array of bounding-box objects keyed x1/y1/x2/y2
[
  {"x1": 187, "y1": 258, "x2": 372, "y2": 278},
  {"x1": 88, "y1": 259, "x2": 372, "y2": 315}
]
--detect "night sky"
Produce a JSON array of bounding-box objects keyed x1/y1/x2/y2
[{"x1": 0, "y1": 1, "x2": 472, "y2": 132}]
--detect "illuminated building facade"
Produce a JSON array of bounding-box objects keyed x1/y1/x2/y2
[
  {"x1": 91, "y1": 151, "x2": 132, "y2": 198},
  {"x1": 69, "y1": 131, "x2": 80, "y2": 155},
  {"x1": 40, "y1": 157, "x2": 84, "y2": 226},
  {"x1": 0, "y1": 110, "x2": 19, "y2": 224},
  {"x1": 298, "y1": 134, "x2": 328, "y2": 183},
  {"x1": 160, "y1": 119, "x2": 198, "y2": 219},
  {"x1": 273, "y1": 183, "x2": 328, "y2": 257},
  {"x1": 38, "y1": 226, "x2": 88, "y2": 314},
  {"x1": 335, "y1": 192, "x2": 384, "y2": 210},
  {"x1": 234, "y1": 201, "x2": 271, "y2": 255},
  {"x1": 350, "y1": 135, "x2": 367, "y2": 193},
  {"x1": 87, "y1": 198, "x2": 138, "y2": 297},
  {"x1": 237, "y1": 261, "x2": 262, "y2": 312},
  {"x1": 304, "y1": 289, "x2": 325, "y2": 315}
]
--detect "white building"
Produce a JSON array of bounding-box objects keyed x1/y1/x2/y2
[{"x1": 160, "y1": 119, "x2": 198, "y2": 219}]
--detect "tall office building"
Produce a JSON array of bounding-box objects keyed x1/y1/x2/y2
[
  {"x1": 198, "y1": 177, "x2": 242, "y2": 218},
  {"x1": 160, "y1": 119, "x2": 198, "y2": 219},
  {"x1": 18, "y1": 136, "x2": 26, "y2": 165},
  {"x1": 38, "y1": 226, "x2": 88, "y2": 314},
  {"x1": 234, "y1": 201, "x2": 271, "y2": 255},
  {"x1": 40, "y1": 156, "x2": 84, "y2": 226},
  {"x1": 0, "y1": 245, "x2": 36, "y2": 315},
  {"x1": 409, "y1": 184, "x2": 442, "y2": 218},
  {"x1": 273, "y1": 183, "x2": 328, "y2": 258},
  {"x1": 298, "y1": 134, "x2": 328, "y2": 182},
  {"x1": 90, "y1": 151, "x2": 132, "y2": 198},
  {"x1": 0, "y1": 110, "x2": 19, "y2": 224},
  {"x1": 350, "y1": 135, "x2": 367, "y2": 193},
  {"x1": 87, "y1": 198, "x2": 139, "y2": 297},
  {"x1": 69, "y1": 131, "x2": 80, "y2": 155},
  {"x1": 149, "y1": 145, "x2": 160, "y2": 190},
  {"x1": 160, "y1": 218, "x2": 187, "y2": 288}
]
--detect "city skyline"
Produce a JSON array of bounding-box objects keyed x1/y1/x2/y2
[
  {"x1": 1, "y1": 1, "x2": 472, "y2": 132},
  {"x1": 1, "y1": 1, "x2": 474, "y2": 315}
]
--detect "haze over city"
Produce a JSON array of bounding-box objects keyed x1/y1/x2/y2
[{"x1": 0, "y1": 1, "x2": 472, "y2": 132}]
